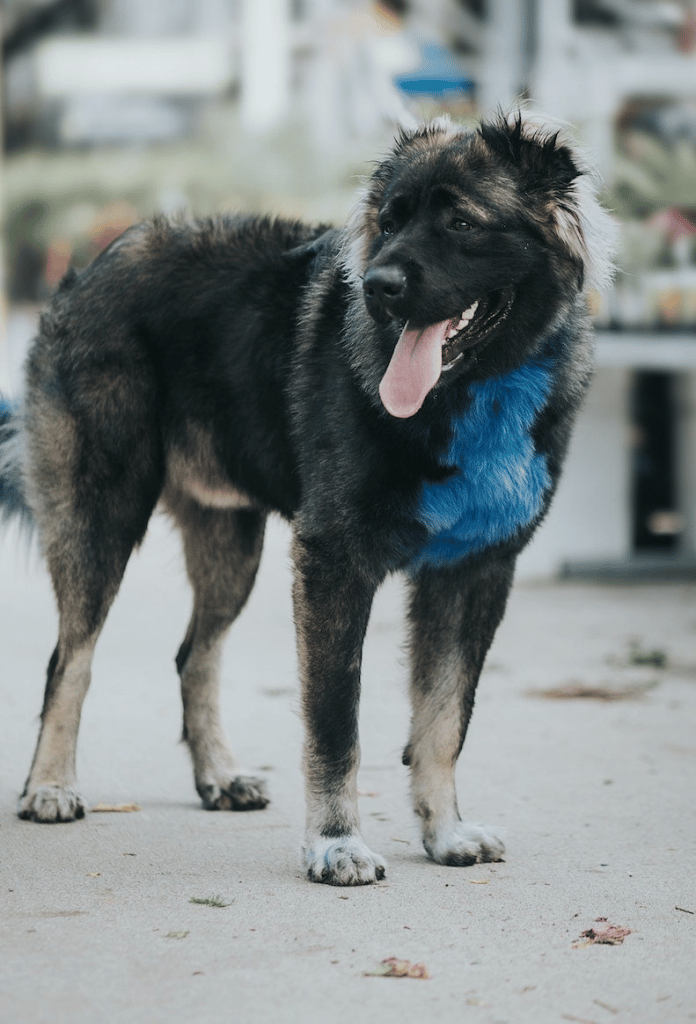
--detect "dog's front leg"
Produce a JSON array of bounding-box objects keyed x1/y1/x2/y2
[
  {"x1": 292, "y1": 533, "x2": 386, "y2": 885},
  {"x1": 404, "y1": 555, "x2": 514, "y2": 867}
]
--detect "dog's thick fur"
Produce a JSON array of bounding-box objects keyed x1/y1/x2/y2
[{"x1": 0, "y1": 115, "x2": 613, "y2": 884}]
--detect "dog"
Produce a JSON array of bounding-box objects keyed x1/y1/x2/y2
[{"x1": 0, "y1": 114, "x2": 613, "y2": 885}]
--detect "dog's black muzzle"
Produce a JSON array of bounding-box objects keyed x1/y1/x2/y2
[{"x1": 363, "y1": 266, "x2": 408, "y2": 323}]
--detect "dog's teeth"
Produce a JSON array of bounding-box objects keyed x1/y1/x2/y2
[
  {"x1": 445, "y1": 299, "x2": 480, "y2": 343},
  {"x1": 450, "y1": 301, "x2": 479, "y2": 331}
]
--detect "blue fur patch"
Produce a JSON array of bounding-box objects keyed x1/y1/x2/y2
[
  {"x1": 0, "y1": 396, "x2": 13, "y2": 421},
  {"x1": 0, "y1": 396, "x2": 31, "y2": 526},
  {"x1": 410, "y1": 360, "x2": 552, "y2": 570}
]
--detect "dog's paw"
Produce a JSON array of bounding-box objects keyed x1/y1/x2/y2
[
  {"x1": 17, "y1": 785, "x2": 86, "y2": 823},
  {"x1": 198, "y1": 773, "x2": 269, "y2": 812},
  {"x1": 424, "y1": 822, "x2": 505, "y2": 867},
  {"x1": 304, "y1": 836, "x2": 387, "y2": 886}
]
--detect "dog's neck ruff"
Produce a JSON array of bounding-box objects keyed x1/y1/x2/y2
[{"x1": 409, "y1": 359, "x2": 552, "y2": 571}]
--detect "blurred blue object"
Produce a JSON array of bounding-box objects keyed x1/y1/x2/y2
[{"x1": 394, "y1": 42, "x2": 474, "y2": 98}]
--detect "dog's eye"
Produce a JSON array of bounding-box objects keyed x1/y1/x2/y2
[
  {"x1": 450, "y1": 218, "x2": 472, "y2": 232},
  {"x1": 381, "y1": 221, "x2": 395, "y2": 236}
]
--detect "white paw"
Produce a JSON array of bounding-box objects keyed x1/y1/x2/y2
[
  {"x1": 17, "y1": 784, "x2": 86, "y2": 823},
  {"x1": 304, "y1": 836, "x2": 387, "y2": 886},
  {"x1": 425, "y1": 822, "x2": 505, "y2": 866}
]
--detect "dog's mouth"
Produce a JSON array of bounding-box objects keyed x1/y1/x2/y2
[
  {"x1": 440, "y1": 288, "x2": 514, "y2": 371},
  {"x1": 379, "y1": 288, "x2": 515, "y2": 419}
]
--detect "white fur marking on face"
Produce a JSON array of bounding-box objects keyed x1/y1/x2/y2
[
  {"x1": 341, "y1": 189, "x2": 373, "y2": 289},
  {"x1": 558, "y1": 172, "x2": 618, "y2": 293}
]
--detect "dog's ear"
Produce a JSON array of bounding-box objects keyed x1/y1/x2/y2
[
  {"x1": 479, "y1": 113, "x2": 616, "y2": 292},
  {"x1": 478, "y1": 113, "x2": 582, "y2": 196}
]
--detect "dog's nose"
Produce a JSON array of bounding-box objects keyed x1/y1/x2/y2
[{"x1": 363, "y1": 266, "x2": 407, "y2": 318}]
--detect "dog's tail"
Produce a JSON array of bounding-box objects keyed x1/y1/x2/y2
[{"x1": 0, "y1": 396, "x2": 33, "y2": 532}]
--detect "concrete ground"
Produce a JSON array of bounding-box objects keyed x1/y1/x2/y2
[{"x1": 1, "y1": 515, "x2": 695, "y2": 1024}]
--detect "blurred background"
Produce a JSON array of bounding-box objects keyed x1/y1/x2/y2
[{"x1": 2, "y1": 0, "x2": 696, "y2": 578}]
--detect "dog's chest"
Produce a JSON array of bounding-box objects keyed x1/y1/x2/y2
[{"x1": 410, "y1": 361, "x2": 552, "y2": 569}]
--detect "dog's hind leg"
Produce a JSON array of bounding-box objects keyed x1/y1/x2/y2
[
  {"x1": 18, "y1": 344, "x2": 163, "y2": 822},
  {"x1": 172, "y1": 501, "x2": 269, "y2": 811},
  {"x1": 403, "y1": 555, "x2": 514, "y2": 867},
  {"x1": 292, "y1": 533, "x2": 387, "y2": 886},
  {"x1": 18, "y1": 508, "x2": 153, "y2": 823}
]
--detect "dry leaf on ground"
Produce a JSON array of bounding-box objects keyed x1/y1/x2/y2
[
  {"x1": 365, "y1": 957, "x2": 430, "y2": 979},
  {"x1": 573, "y1": 919, "x2": 632, "y2": 947}
]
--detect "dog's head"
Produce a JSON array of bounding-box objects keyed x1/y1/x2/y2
[{"x1": 343, "y1": 114, "x2": 615, "y2": 418}]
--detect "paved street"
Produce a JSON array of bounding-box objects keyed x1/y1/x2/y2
[{"x1": 1, "y1": 515, "x2": 695, "y2": 1023}]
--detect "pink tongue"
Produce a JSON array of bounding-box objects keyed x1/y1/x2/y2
[{"x1": 379, "y1": 319, "x2": 450, "y2": 418}]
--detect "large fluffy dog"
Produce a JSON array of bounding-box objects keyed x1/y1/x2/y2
[{"x1": 0, "y1": 115, "x2": 613, "y2": 884}]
